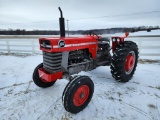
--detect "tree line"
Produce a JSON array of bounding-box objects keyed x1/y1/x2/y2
[{"x1": 0, "y1": 26, "x2": 159, "y2": 35}]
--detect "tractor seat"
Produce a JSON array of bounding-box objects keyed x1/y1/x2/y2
[
  {"x1": 98, "y1": 37, "x2": 110, "y2": 42},
  {"x1": 98, "y1": 41, "x2": 110, "y2": 50}
]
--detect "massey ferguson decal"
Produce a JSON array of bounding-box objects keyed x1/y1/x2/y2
[{"x1": 58, "y1": 40, "x2": 65, "y2": 47}]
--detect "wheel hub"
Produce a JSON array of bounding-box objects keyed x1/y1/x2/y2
[
  {"x1": 80, "y1": 93, "x2": 85, "y2": 98},
  {"x1": 73, "y1": 85, "x2": 90, "y2": 106},
  {"x1": 125, "y1": 51, "x2": 135, "y2": 74}
]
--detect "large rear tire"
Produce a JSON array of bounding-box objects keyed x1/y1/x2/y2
[
  {"x1": 62, "y1": 76, "x2": 94, "y2": 113},
  {"x1": 32, "y1": 63, "x2": 56, "y2": 88},
  {"x1": 111, "y1": 41, "x2": 138, "y2": 82}
]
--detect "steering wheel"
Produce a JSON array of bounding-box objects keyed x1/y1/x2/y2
[{"x1": 89, "y1": 32, "x2": 100, "y2": 40}]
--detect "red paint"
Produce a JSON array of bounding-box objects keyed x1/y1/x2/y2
[
  {"x1": 38, "y1": 68, "x2": 63, "y2": 82},
  {"x1": 111, "y1": 36, "x2": 126, "y2": 52},
  {"x1": 38, "y1": 34, "x2": 128, "y2": 82},
  {"x1": 39, "y1": 36, "x2": 97, "y2": 58},
  {"x1": 73, "y1": 85, "x2": 90, "y2": 106},
  {"x1": 125, "y1": 54, "x2": 135, "y2": 72}
]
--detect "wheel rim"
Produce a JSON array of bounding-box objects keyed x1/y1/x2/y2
[
  {"x1": 73, "y1": 85, "x2": 90, "y2": 106},
  {"x1": 125, "y1": 51, "x2": 136, "y2": 75}
]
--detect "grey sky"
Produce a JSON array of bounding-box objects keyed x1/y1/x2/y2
[{"x1": 0, "y1": 0, "x2": 160, "y2": 30}]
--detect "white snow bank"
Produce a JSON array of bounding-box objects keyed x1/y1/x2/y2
[
  {"x1": 129, "y1": 29, "x2": 160, "y2": 36},
  {"x1": 103, "y1": 29, "x2": 160, "y2": 37}
]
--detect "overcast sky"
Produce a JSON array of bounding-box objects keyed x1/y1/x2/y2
[{"x1": 0, "y1": 0, "x2": 160, "y2": 30}]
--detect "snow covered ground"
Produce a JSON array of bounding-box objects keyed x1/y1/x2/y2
[{"x1": 0, "y1": 54, "x2": 160, "y2": 120}]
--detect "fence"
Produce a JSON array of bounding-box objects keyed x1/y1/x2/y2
[
  {"x1": 0, "y1": 35, "x2": 160, "y2": 56},
  {"x1": 126, "y1": 36, "x2": 160, "y2": 56},
  {"x1": 0, "y1": 37, "x2": 41, "y2": 54}
]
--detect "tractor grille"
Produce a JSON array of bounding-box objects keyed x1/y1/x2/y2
[{"x1": 43, "y1": 51, "x2": 62, "y2": 73}]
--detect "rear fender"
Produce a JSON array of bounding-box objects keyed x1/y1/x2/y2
[{"x1": 111, "y1": 32, "x2": 129, "y2": 52}]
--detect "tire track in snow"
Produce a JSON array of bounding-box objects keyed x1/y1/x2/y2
[
  {"x1": 0, "y1": 92, "x2": 62, "y2": 120},
  {"x1": 0, "y1": 80, "x2": 65, "y2": 102},
  {"x1": 0, "y1": 81, "x2": 33, "y2": 90},
  {"x1": 0, "y1": 82, "x2": 64, "y2": 111},
  {"x1": 0, "y1": 82, "x2": 39, "y2": 102},
  {"x1": 148, "y1": 103, "x2": 160, "y2": 120},
  {"x1": 105, "y1": 96, "x2": 152, "y2": 120},
  {"x1": 37, "y1": 97, "x2": 62, "y2": 120}
]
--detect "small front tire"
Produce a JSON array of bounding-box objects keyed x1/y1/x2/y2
[
  {"x1": 32, "y1": 63, "x2": 56, "y2": 88},
  {"x1": 62, "y1": 76, "x2": 94, "y2": 113}
]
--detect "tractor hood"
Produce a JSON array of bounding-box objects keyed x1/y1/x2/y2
[{"x1": 39, "y1": 36, "x2": 98, "y2": 58}]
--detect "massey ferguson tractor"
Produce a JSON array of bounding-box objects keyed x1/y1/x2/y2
[{"x1": 33, "y1": 7, "x2": 138, "y2": 113}]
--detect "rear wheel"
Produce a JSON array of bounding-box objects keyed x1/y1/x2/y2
[
  {"x1": 62, "y1": 76, "x2": 94, "y2": 113},
  {"x1": 111, "y1": 41, "x2": 138, "y2": 82},
  {"x1": 32, "y1": 63, "x2": 56, "y2": 88}
]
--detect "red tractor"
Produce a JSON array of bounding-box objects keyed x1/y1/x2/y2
[{"x1": 33, "y1": 7, "x2": 138, "y2": 113}]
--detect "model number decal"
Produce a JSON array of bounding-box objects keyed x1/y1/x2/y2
[{"x1": 53, "y1": 42, "x2": 96, "y2": 48}]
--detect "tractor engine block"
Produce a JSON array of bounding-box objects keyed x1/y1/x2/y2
[
  {"x1": 68, "y1": 49, "x2": 90, "y2": 65},
  {"x1": 67, "y1": 49, "x2": 94, "y2": 75}
]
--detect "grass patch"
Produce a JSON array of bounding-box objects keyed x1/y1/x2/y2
[
  {"x1": 154, "y1": 93, "x2": 160, "y2": 99},
  {"x1": 156, "y1": 86, "x2": 160, "y2": 90},
  {"x1": 139, "y1": 59, "x2": 160, "y2": 64},
  {"x1": 148, "y1": 104, "x2": 157, "y2": 109},
  {"x1": 117, "y1": 92, "x2": 123, "y2": 97},
  {"x1": 108, "y1": 96, "x2": 114, "y2": 101}
]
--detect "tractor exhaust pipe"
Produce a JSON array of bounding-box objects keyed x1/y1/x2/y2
[{"x1": 58, "y1": 7, "x2": 65, "y2": 37}]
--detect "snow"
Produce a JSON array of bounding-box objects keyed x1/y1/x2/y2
[
  {"x1": 129, "y1": 29, "x2": 160, "y2": 36},
  {"x1": 104, "y1": 29, "x2": 160, "y2": 36},
  {"x1": 0, "y1": 54, "x2": 160, "y2": 120}
]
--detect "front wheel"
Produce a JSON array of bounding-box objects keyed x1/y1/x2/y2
[
  {"x1": 111, "y1": 41, "x2": 139, "y2": 82},
  {"x1": 32, "y1": 63, "x2": 56, "y2": 88},
  {"x1": 62, "y1": 76, "x2": 94, "y2": 113}
]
